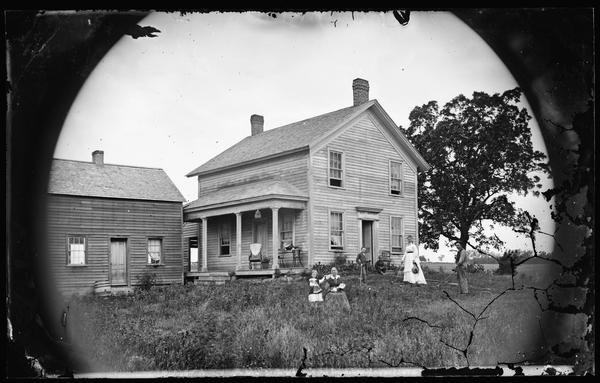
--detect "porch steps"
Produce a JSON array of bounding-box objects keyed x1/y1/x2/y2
[
  {"x1": 184, "y1": 268, "x2": 308, "y2": 284},
  {"x1": 190, "y1": 271, "x2": 232, "y2": 285}
]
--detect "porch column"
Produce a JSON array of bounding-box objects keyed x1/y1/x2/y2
[
  {"x1": 201, "y1": 217, "x2": 208, "y2": 272},
  {"x1": 272, "y1": 207, "x2": 279, "y2": 270},
  {"x1": 235, "y1": 212, "x2": 242, "y2": 270}
]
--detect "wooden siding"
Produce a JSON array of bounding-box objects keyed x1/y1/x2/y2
[
  {"x1": 309, "y1": 111, "x2": 419, "y2": 266},
  {"x1": 46, "y1": 194, "x2": 183, "y2": 295},
  {"x1": 201, "y1": 208, "x2": 308, "y2": 271},
  {"x1": 197, "y1": 151, "x2": 309, "y2": 196}
]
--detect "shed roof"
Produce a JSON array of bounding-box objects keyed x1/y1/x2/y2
[
  {"x1": 48, "y1": 159, "x2": 186, "y2": 202},
  {"x1": 186, "y1": 101, "x2": 375, "y2": 176},
  {"x1": 184, "y1": 179, "x2": 308, "y2": 211}
]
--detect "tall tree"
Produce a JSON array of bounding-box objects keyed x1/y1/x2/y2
[{"x1": 405, "y1": 88, "x2": 547, "y2": 251}]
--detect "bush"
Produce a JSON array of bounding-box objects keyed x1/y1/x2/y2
[
  {"x1": 311, "y1": 262, "x2": 332, "y2": 277},
  {"x1": 136, "y1": 272, "x2": 157, "y2": 291},
  {"x1": 311, "y1": 261, "x2": 357, "y2": 277},
  {"x1": 334, "y1": 254, "x2": 347, "y2": 266},
  {"x1": 495, "y1": 250, "x2": 519, "y2": 276},
  {"x1": 465, "y1": 263, "x2": 485, "y2": 274}
]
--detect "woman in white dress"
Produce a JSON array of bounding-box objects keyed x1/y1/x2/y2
[{"x1": 403, "y1": 236, "x2": 427, "y2": 285}]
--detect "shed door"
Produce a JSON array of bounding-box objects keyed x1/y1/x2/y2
[{"x1": 110, "y1": 239, "x2": 127, "y2": 286}]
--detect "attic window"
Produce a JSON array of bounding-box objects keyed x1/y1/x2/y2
[{"x1": 329, "y1": 150, "x2": 344, "y2": 188}]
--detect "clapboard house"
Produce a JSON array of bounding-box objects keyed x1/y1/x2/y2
[
  {"x1": 47, "y1": 151, "x2": 186, "y2": 295},
  {"x1": 183, "y1": 79, "x2": 430, "y2": 279}
]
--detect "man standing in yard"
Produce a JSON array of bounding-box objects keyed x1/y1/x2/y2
[
  {"x1": 356, "y1": 247, "x2": 369, "y2": 284},
  {"x1": 455, "y1": 243, "x2": 469, "y2": 294}
]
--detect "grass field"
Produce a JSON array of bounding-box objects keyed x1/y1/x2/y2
[
  {"x1": 423, "y1": 262, "x2": 563, "y2": 277},
  {"x1": 64, "y1": 266, "x2": 566, "y2": 372}
]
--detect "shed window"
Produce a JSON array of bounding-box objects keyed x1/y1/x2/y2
[
  {"x1": 330, "y1": 211, "x2": 344, "y2": 250},
  {"x1": 219, "y1": 222, "x2": 231, "y2": 256},
  {"x1": 390, "y1": 161, "x2": 403, "y2": 195},
  {"x1": 329, "y1": 150, "x2": 343, "y2": 187},
  {"x1": 391, "y1": 216, "x2": 404, "y2": 254},
  {"x1": 280, "y1": 213, "x2": 294, "y2": 248},
  {"x1": 148, "y1": 239, "x2": 162, "y2": 264},
  {"x1": 67, "y1": 236, "x2": 86, "y2": 265}
]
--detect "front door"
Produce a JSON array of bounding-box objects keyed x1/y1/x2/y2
[
  {"x1": 110, "y1": 239, "x2": 127, "y2": 286},
  {"x1": 362, "y1": 220, "x2": 373, "y2": 264},
  {"x1": 254, "y1": 222, "x2": 268, "y2": 258},
  {"x1": 189, "y1": 237, "x2": 199, "y2": 272}
]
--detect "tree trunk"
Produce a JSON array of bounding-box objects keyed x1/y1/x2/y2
[{"x1": 459, "y1": 231, "x2": 469, "y2": 250}]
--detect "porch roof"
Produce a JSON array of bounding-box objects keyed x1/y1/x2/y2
[{"x1": 183, "y1": 179, "x2": 308, "y2": 217}]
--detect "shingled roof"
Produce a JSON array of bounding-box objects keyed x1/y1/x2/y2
[
  {"x1": 184, "y1": 179, "x2": 308, "y2": 211},
  {"x1": 48, "y1": 159, "x2": 186, "y2": 202},
  {"x1": 186, "y1": 101, "x2": 375, "y2": 177}
]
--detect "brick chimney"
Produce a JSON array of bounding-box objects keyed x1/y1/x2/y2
[
  {"x1": 92, "y1": 150, "x2": 104, "y2": 165},
  {"x1": 352, "y1": 78, "x2": 369, "y2": 106},
  {"x1": 250, "y1": 114, "x2": 264, "y2": 136}
]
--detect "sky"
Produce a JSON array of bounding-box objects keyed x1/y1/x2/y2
[{"x1": 54, "y1": 11, "x2": 555, "y2": 261}]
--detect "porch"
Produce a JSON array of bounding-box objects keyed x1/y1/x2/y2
[{"x1": 183, "y1": 179, "x2": 310, "y2": 275}]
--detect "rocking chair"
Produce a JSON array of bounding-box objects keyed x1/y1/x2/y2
[{"x1": 248, "y1": 243, "x2": 263, "y2": 270}]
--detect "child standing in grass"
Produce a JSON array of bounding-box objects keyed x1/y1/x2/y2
[
  {"x1": 308, "y1": 269, "x2": 323, "y2": 302},
  {"x1": 356, "y1": 247, "x2": 369, "y2": 284}
]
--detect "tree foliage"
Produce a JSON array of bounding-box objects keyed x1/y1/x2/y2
[{"x1": 405, "y1": 88, "x2": 547, "y2": 251}]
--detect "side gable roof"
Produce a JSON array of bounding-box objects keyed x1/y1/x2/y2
[
  {"x1": 48, "y1": 159, "x2": 186, "y2": 202},
  {"x1": 186, "y1": 100, "x2": 430, "y2": 177},
  {"x1": 186, "y1": 102, "x2": 374, "y2": 177}
]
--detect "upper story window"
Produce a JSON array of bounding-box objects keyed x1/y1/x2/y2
[
  {"x1": 280, "y1": 213, "x2": 294, "y2": 248},
  {"x1": 329, "y1": 211, "x2": 344, "y2": 250},
  {"x1": 390, "y1": 216, "x2": 404, "y2": 254},
  {"x1": 390, "y1": 160, "x2": 403, "y2": 195},
  {"x1": 148, "y1": 238, "x2": 162, "y2": 264},
  {"x1": 67, "y1": 235, "x2": 86, "y2": 265},
  {"x1": 329, "y1": 150, "x2": 344, "y2": 188},
  {"x1": 219, "y1": 221, "x2": 231, "y2": 256}
]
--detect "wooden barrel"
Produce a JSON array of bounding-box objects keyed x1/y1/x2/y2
[{"x1": 94, "y1": 280, "x2": 111, "y2": 296}]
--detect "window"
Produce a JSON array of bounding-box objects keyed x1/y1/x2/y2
[
  {"x1": 67, "y1": 236, "x2": 86, "y2": 265},
  {"x1": 147, "y1": 239, "x2": 162, "y2": 264},
  {"x1": 329, "y1": 150, "x2": 343, "y2": 187},
  {"x1": 280, "y1": 213, "x2": 294, "y2": 248},
  {"x1": 329, "y1": 211, "x2": 344, "y2": 250},
  {"x1": 219, "y1": 221, "x2": 231, "y2": 256},
  {"x1": 390, "y1": 160, "x2": 403, "y2": 195},
  {"x1": 391, "y1": 216, "x2": 404, "y2": 254}
]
